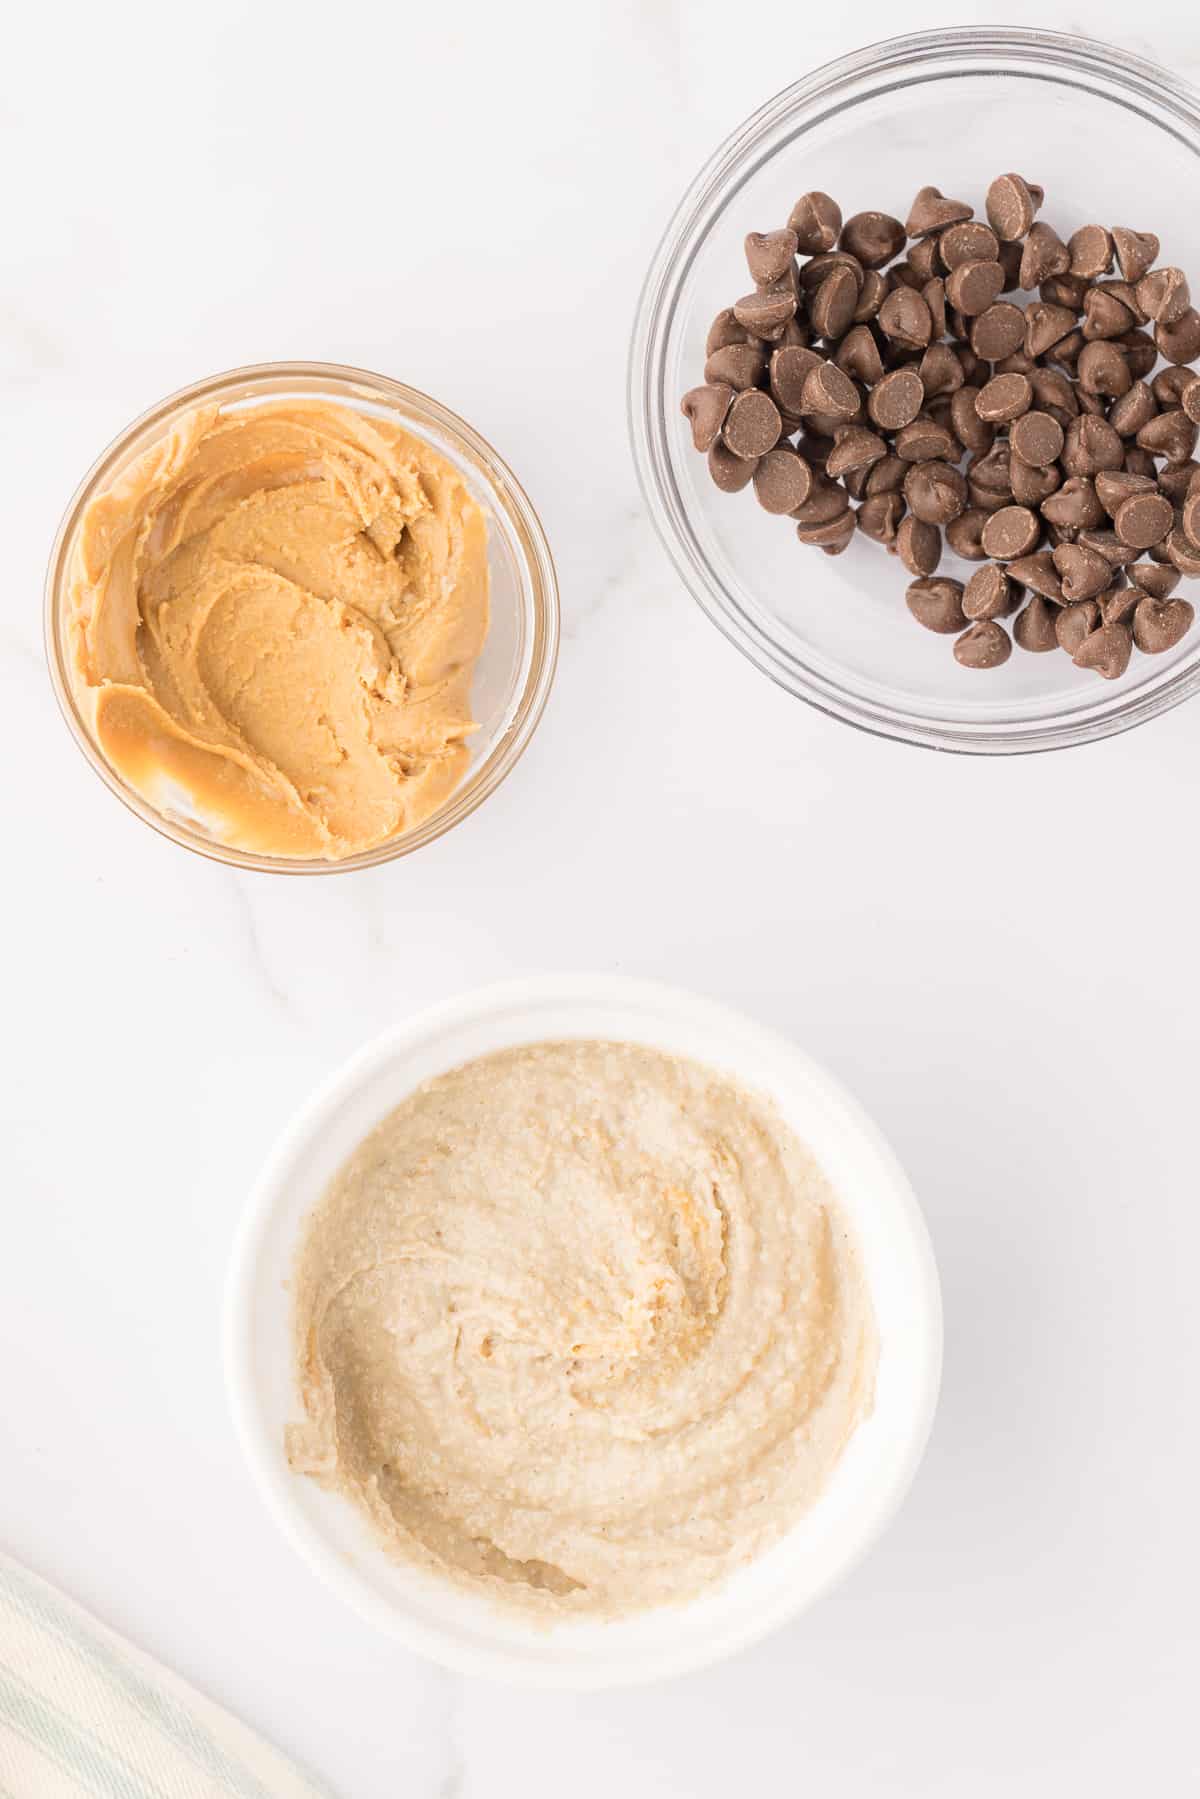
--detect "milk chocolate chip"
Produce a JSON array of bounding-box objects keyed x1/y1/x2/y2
[
  {"x1": 986, "y1": 173, "x2": 1042, "y2": 242},
  {"x1": 954, "y1": 620, "x2": 1012, "y2": 667},
  {"x1": 788, "y1": 191, "x2": 842, "y2": 255}
]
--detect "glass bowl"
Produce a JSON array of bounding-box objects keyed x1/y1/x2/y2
[
  {"x1": 630, "y1": 29, "x2": 1200, "y2": 753},
  {"x1": 46, "y1": 362, "x2": 559, "y2": 871}
]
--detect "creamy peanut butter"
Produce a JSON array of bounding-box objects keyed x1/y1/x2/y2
[
  {"x1": 288, "y1": 1042, "x2": 877, "y2": 1619},
  {"x1": 66, "y1": 399, "x2": 489, "y2": 859}
]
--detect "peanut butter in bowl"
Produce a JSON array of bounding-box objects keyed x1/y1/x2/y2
[{"x1": 65, "y1": 396, "x2": 490, "y2": 861}]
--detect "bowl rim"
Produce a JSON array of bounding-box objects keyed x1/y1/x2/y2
[
  {"x1": 223, "y1": 973, "x2": 943, "y2": 1687},
  {"x1": 628, "y1": 26, "x2": 1200, "y2": 755},
  {"x1": 44, "y1": 360, "x2": 560, "y2": 873}
]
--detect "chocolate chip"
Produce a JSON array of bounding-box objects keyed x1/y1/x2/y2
[
  {"x1": 704, "y1": 342, "x2": 766, "y2": 390},
  {"x1": 1009, "y1": 409, "x2": 1064, "y2": 468},
  {"x1": 968, "y1": 440, "x2": 1013, "y2": 499},
  {"x1": 1168, "y1": 524, "x2": 1200, "y2": 576},
  {"x1": 1139, "y1": 409, "x2": 1199, "y2": 462},
  {"x1": 1124, "y1": 448, "x2": 1159, "y2": 480},
  {"x1": 723, "y1": 389, "x2": 782, "y2": 458},
  {"x1": 946, "y1": 509, "x2": 990, "y2": 560},
  {"x1": 997, "y1": 239, "x2": 1024, "y2": 292},
  {"x1": 1156, "y1": 309, "x2": 1200, "y2": 364},
  {"x1": 841, "y1": 211, "x2": 906, "y2": 270},
  {"x1": 917, "y1": 342, "x2": 964, "y2": 400},
  {"x1": 1181, "y1": 374, "x2": 1200, "y2": 424},
  {"x1": 1030, "y1": 367, "x2": 1080, "y2": 421},
  {"x1": 949, "y1": 388, "x2": 994, "y2": 455},
  {"x1": 946, "y1": 260, "x2": 1006, "y2": 317},
  {"x1": 1056, "y1": 600, "x2": 1101, "y2": 654},
  {"x1": 1158, "y1": 460, "x2": 1199, "y2": 504},
  {"x1": 1024, "y1": 302, "x2": 1077, "y2": 358},
  {"x1": 1073, "y1": 620, "x2": 1132, "y2": 678},
  {"x1": 1047, "y1": 329, "x2": 1085, "y2": 369},
  {"x1": 895, "y1": 514, "x2": 941, "y2": 576},
  {"x1": 981, "y1": 505, "x2": 1040, "y2": 560},
  {"x1": 1130, "y1": 562, "x2": 1181, "y2": 599},
  {"x1": 906, "y1": 576, "x2": 966, "y2": 633},
  {"x1": 1078, "y1": 529, "x2": 1139, "y2": 569},
  {"x1": 1074, "y1": 340, "x2": 1131, "y2": 399},
  {"x1": 801, "y1": 361, "x2": 860, "y2": 420},
  {"x1": 1014, "y1": 594, "x2": 1060, "y2": 650},
  {"x1": 1040, "y1": 272, "x2": 1088, "y2": 312},
  {"x1": 1134, "y1": 594, "x2": 1195, "y2": 651},
  {"x1": 787, "y1": 192, "x2": 841, "y2": 255},
  {"x1": 825, "y1": 426, "x2": 888, "y2": 479},
  {"x1": 1019, "y1": 221, "x2": 1070, "y2": 290},
  {"x1": 1099, "y1": 584, "x2": 1140, "y2": 626},
  {"x1": 1114, "y1": 491, "x2": 1173, "y2": 551},
  {"x1": 976, "y1": 372, "x2": 1033, "y2": 423},
  {"x1": 1112, "y1": 227, "x2": 1160, "y2": 284},
  {"x1": 707, "y1": 440, "x2": 757, "y2": 492},
  {"x1": 1008, "y1": 552, "x2": 1064, "y2": 601},
  {"x1": 769, "y1": 344, "x2": 823, "y2": 413},
  {"x1": 752, "y1": 448, "x2": 813, "y2": 514},
  {"x1": 864, "y1": 453, "x2": 906, "y2": 496},
  {"x1": 681, "y1": 383, "x2": 734, "y2": 451},
  {"x1": 1054, "y1": 542, "x2": 1113, "y2": 601},
  {"x1": 706, "y1": 308, "x2": 753, "y2": 355},
  {"x1": 962, "y1": 563, "x2": 1015, "y2": 620},
  {"x1": 745, "y1": 229, "x2": 799, "y2": 287},
  {"x1": 1062, "y1": 414, "x2": 1124, "y2": 476},
  {"x1": 853, "y1": 270, "x2": 887, "y2": 323},
  {"x1": 1081, "y1": 287, "x2": 1136, "y2": 341},
  {"x1": 792, "y1": 474, "x2": 850, "y2": 526},
  {"x1": 938, "y1": 220, "x2": 999, "y2": 270},
  {"x1": 904, "y1": 460, "x2": 967, "y2": 525},
  {"x1": 1183, "y1": 484, "x2": 1200, "y2": 552},
  {"x1": 731, "y1": 282, "x2": 795, "y2": 341},
  {"x1": 922, "y1": 277, "x2": 948, "y2": 340},
  {"x1": 1108, "y1": 381, "x2": 1157, "y2": 437},
  {"x1": 1158, "y1": 365, "x2": 1194, "y2": 408},
  {"x1": 878, "y1": 287, "x2": 934, "y2": 350},
  {"x1": 907, "y1": 185, "x2": 973, "y2": 237},
  {"x1": 954, "y1": 620, "x2": 1012, "y2": 667},
  {"x1": 796, "y1": 505, "x2": 856, "y2": 549},
  {"x1": 863, "y1": 367, "x2": 921, "y2": 433},
  {"x1": 895, "y1": 415, "x2": 957, "y2": 462},
  {"x1": 857, "y1": 492, "x2": 906, "y2": 543},
  {"x1": 908, "y1": 237, "x2": 941, "y2": 281},
  {"x1": 1042, "y1": 476, "x2": 1104, "y2": 531},
  {"x1": 810, "y1": 266, "x2": 860, "y2": 340},
  {"x1": 1137, "y1": 266, "x2": 1191, "y2": 325},
  {"x1": 800, "y1": 250, "x2": 863, "y2": 295},
  {"x1": 1068, "y1": 224, "x2": 1114, "y2": 279},
  {"x1": 835, "y1": 326, "x2": 884, "y2": 386},
  {"x1": 1094, "y1": 469, "x2": 1155, "y2": 515},
  {"x1": 1119, "y1": 330, "x2": 1157, "y2": 379},
  {"x1": 986, "y1": 173, "x2": 1042, "y2": 242},
  {"x1": 970, "y1": 302, "x2": 1026, "y2": 362}
]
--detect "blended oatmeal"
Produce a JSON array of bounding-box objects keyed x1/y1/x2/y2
[
  {"x1": 65, "y1": 399, "x2": 489, "y2": 859},
  {"x1": 288, "y1": 1041, "x2": 877, "y2": 1619}
]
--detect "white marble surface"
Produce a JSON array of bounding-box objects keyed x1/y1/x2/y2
[{"x1": 5, "y1": 1, "x2": 1200, "y2": 1792}]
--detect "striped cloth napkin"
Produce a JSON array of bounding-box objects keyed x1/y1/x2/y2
[{"x1": 0, "y1": 1551, "x2": 334, "y2": 1798}]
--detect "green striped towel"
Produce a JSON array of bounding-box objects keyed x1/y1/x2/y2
[{"x1": 0, "y1": 1552, "x2": 334, "y2": 1798}]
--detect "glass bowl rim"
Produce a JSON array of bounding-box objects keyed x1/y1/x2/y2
[
  {"x1": 628, "y1": 26, "x2": 1200, "y2": 755},
  {"x1": 45, "y1": 359, "x2": 560, "y2": 873}
]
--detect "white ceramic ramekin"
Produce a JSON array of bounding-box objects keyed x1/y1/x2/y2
[{"x1": 224, "y1": 976, "x2": 942, "y2": 1687}]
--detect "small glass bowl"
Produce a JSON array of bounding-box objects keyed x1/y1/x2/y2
[
  {"x1": 630, "y1": 29, "x2": 1200, "y2": 753},
  {"x1": 46, "y1": 362, "x2": 559, "y2": 871}
]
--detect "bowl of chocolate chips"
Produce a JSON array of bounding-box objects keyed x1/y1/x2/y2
[{"x1": 629, "y1": 27, "x2": 1200, "y2": 751}]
